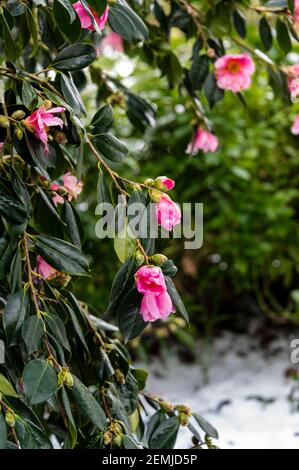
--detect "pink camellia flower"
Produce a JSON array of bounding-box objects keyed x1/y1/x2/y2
[
  {"x1": 285, "y1": 64, "x2": 299, "y2": 99},
  {"x1": 214, "y1": 53, "x2": 255, "y2": 93},
  {"x1": 37, "y1": 255, "x2": 58, "y2": 280},
  {"x1": 155, "y1": 176, "x2": 175, "y2": 191},
  {"x1": 155, "y1": 194, "x2": 181, "y2": 231},
  {"x1": 24, "y1": 105, "x2": 65, "y2": 154},
  {"x1": 51, "y1": 172, "x2": 83, "y2": 205},
  {"x1": 101, "y1": 32, "x2": 124, "y2": 52},
  {"x1": 135, "y1": 265, "x2": 166, "y2": 296},
  {"x1": 140, "y1": 291, "x2": 174, "y2": 322},
  {"x1": 186, "y1": 128, "x2": 219, "y2": 155},
  {"x1": 73, "y1": 1, "x2": 109, "y2": 31},
  {"x1": 291, "y1": 115, "x2": 299, "y2": 135}
]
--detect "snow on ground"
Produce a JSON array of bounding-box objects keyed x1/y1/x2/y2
[{"x1": 140, "y1": 328, "x2": 299, "y2": 449}]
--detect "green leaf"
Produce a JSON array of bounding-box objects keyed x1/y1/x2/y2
[
  {"x1": 0, "y1": 374, "x2": 19, "y2": 397},
  {"x1": 117, "y1": 288, "x2": 147, "y2": 342},
  {"x1": 61, "y1": 200, "x2": 83, "y2": 247},
  {"x1": 190, "y1": 54, "x2": 210, "y2": 90},
  {"x1": 22, "y1": 316, "x2": 44, "y2": 354},
  {"x1": 87, "y1": 0, "x2": 107, "y2": 16},
  {"x1": 122, "y1": 434, "x2": 142, "y2": 449},
  {"x1": 25, "y1": 6, "x2": 39, "y2": 58},
  {"x1": 193, "y1": 413, "x2": 219, "y2": 439},
  {"x1": 64, "y1": 302, "x2": 89, "y2": 353},
  {"x1": 91, "y1": 104, "x2": 114, "y2": 133},
  {"x1": 22, "y1": 81, "x2": 38, "y2": 110},
  {"x1": 160, "y1": 260, "x2": 178, "y2": 277},
  {"x1": 114, "y1": 220, "x2": 136, "y2": 264},
  {"x1": 276, "y1": 18, "x2": 291, "y2": 54},
  {"x1": 72, "y1": 377, "x2": 107, "y2": 430},
  {"x1": 165, "y1": 277, "x2": 189, "y2": 323},
  {"x1": 0, "y1": 413, "x2": 7, "y2": 449},
  {"x1": 149, "y1": 416, "x2": 180, "y2": 449},
  {"x1": 97, "y1": 168, "x2": 112, "y2": 205},
  {"x1": 0, "y1": 9, "x2": 16, "y2": 61},
  {"x1": 15, "y1": 418, "x2": 52, "y2": 449},
  {"x1": 45, "y1": 314, "x2": 70, "y2": 351},
  {"x1": 51, "y1": 43, "x2": 97, "y2": 71},
  {"x1": 61, "y1": 72, "x2": 86, "y2": 116},
  {"x1": 259, "y1": 17, "x2": 273, "y2": 51},
  {"x1": 108, "y1": 3, "x2": 149, "y2": 43},
  {"x1": 204, "y1": 73, "x2": 224, "y2": 106},
  {"x1": 35, "y1": 235, "x2": 89, "y2": 276},
  {"x1": 131, "y1": 368, "x2": 148, "y2": 391},
  {"x1": 61, "y1": 387, "x2": 77, "y2": 448},
  {"x1": 9, "y1": 248, "x2": 22, "y2": 293},
  {"x1": 233, "y1": 9, "x2": 246, "y2": 38},
  {"x1": 3, "y1": 289, "x2": 29, "y2": 345},
  {"x1": 53, "y1": 0, "x2": 81, "y2": 43},
  {"x1": 107, "y1": 256, "x2": 137, "y2": 315},
  {"x1": 22, "y1": 359, "x2": 58, "y2": 406},
  {"x1": 93, "y1": 133, "x2": 128, "y2": 162},
  {"x1": 0, "y1": 178, "x2": 28, "y2": 225}
]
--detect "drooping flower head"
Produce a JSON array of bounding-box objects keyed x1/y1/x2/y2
[
  {"x1": 155, "y1": 176, "x2": 175, "y2": 191},
  {"x1": 37, "y1": 256, "x2": 59, "y2": 280},
  {"x1": 214, "y1": 53, "x2": 255, "y2": 93},
  {"x1": 285, "y1": 64, "x2": 299, "y2": 99},
  {"x1": 291, "y1": 114, "x2": 299, "y2": 135},
  {"x1": 73, "y1": 1, "x2": 109, "y2": 31},
  {"x1": 24, "y1": 105, "x2": 65, "y2": 154},
  {"x1": 186, "y1": 128, "x2": 219, "y2": 155},
  {"x1": 155, "y1": 194, "x2": 181, "y2": 231},
  {"x1": 101, "y1": 32, "x2": 124, "y2": 52},
  {"x1": 135, "y1": 265, "x2": 166, "y2": 296},
  {"x1": 140, "y1": 291, "x2": 175, "y2": 322},
  {"x1": 51, "y1": 172, "x2": 83, "y2": 205}
]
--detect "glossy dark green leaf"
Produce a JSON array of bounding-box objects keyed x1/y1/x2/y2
[
  {"x1": 61, "y1": 387, "x2": 77, "y2": 448},
  {"x1": 118, "y1": 372, "x2": 139, "y2": 415},
  {"x1": 88, "y1": 0, "x2": 107, "y2": 15},
  {"x1": 131, "y1": 368, "x2": 148, "y2": 391},
  {"x1": 193, "y1": 413, "x2": 219, "y2": 439},
  {"x1": 0, "y1": 413, "x2": 7, "y2": 449},
  {"x1": 117, "y1": 287, "x2": 147, "y2": 342},
  {"x1": 233, "y1": 9, "x2": 246, "y2": 38},
  {"x1": 93, "y1": 133, "x2": 128, "y2": 162},
  {"x1": 204, "y1": 73, "x2": 224, "y2": 106},
  {"x1": 25, "y1": 6, "x2": 38, "y2": 58},
  {"x1": 190, "y1": 54, "x2": 210, "y2": 90},
  {"x1": 97, "y1": 167, "x2": 112, "y2": 205},
  {"x1": 0, "y1": 178, "x2": 28, "y2": 225},
  {"x1": 165, "y1": 276, "x2": 189, "y2": 323},
  {"x1": 51, "y1": 43, "x2": 97, "y2": 71},
  {"x1": 107, "y1": 256, "x2": 137, "y2": 315},
  {"x1": 22, "y1": 359, "x2": 58, "y2": 405},
  {"x1": 259, "y1": 17, "x2": 273, "y2": 51},
  {"x1": 72, "y1": 377, "x2": 107, "y2": 430},
  {"x1": 22, "y1": 81, "x2": 38, "y2": 110},
  {"x1": 91, "y1": 104, "x2": 114, "y2": 133},
  {"x1": 61, "y1": 72, "x2": 86, "y2": 115},
  {"x1": 15, "y1": 418, "x2": 52, "y2": 449},
  {"x1": 53, "y1": 0, "x2": 81, "y2": 43},
  {"x1": 9, "y1": 248, "x2": 22, "y2": 293},
  {"x1": 0, "y1": 374, "x2": 19, "y2": 397},
  {"x1": 108, "y1": 3, "x2": 149, "y2": 43},
  {"x1": 45, "y1": 314, "x2": 70, "y2": 351},
  {"x1": 35, "y1": 235, "x2": 89, "y2": 276},
  {"x1": 3, "y1": 289, "x2": 29, "y2": 345},
  {"x1": 0, "y1": 9, "x2": 16, "y2": 61},
  {"x1": 159, "y1": 260, "x2": 178, "y2": 277},
  {"x1": 276, "y1": 18, "x2": 291, "y2": 54},
  {"x1": 149, "y1": 416, "x2": 180, "y2": 449},
  {"x1": 22, "y1": 316, "x2": 44, "y2": 354},
  {"x1": 97, "y1": 348, "x2": 114, "y2": 386},
  {"x1": 0, "y1": 238, "x2": 17, "y2": 280},
  {"x1": 61, "y1": 200, "x2": 83, "y2": 247},
  {"x1": 122, "y1": 435, "x2": 142, "y2": 449}
]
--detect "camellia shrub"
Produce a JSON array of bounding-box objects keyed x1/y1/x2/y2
[{"x1": 0, "y1": 0, "x2": 297, "y2": 450}]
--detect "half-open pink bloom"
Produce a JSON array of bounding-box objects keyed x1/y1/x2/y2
[
  {"x1": 37, "y1": 256, "x2": 58, "y2": 280},
  {"x1": 101, "y1": 32, "x2": 124, "y2": 52},
  {"x1": 24, "y1": 105, "x2": 65, "y2": 154},
  {"x1": 156, "y1": 176, "x2": 175, "y2": 191},
  {"x1": 73, "y1": 1, "x2": 108, "y2": 31},
  {"x1": 140, "y1": 291, "x2": 174, "y2": 322},
  {"x1": 51, "y1": 172, "x2": 83, "y2": 205},
  {"x1": 186, "y1": 128, "x2": 219, "y2": 154},
  {"x1": 214, "y1": 54, "x2": 255, "y2": 93},
  {"x1": 135, "y1": 265, "x2": 166, "y2": 296},
  {"x1": 155, "y1": 194, "x2": 181, "y2": 231},
  {"x1": 291, "y1": 115, "x2": 299, "y2": 135},
  {"x1": 285, "y1": 64, "x2": 299, "y2": 99}
]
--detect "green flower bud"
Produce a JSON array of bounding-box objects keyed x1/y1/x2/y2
[
  {"x1": 11, "y1": 110, "x2": 25, "y2": 120},
  {"x1": 114, "y1": 368, "x2": 125, "y2": 385},
  {"x1": 112, "y1": 433, "x2": 123, "y2": 447},
  {"x1": 16, "y1": 128, "x2": 24, "y2": 141},
  {"x1": 0, "y1": 116, "x2": 10, "y2": 128},
  {"x1": 159, "y1": 400, "x2": 174, "y2": 412},
  {"x1": 64, "y1": 371, "x2": 74, "y2": 388},
  {"x1": 103, "y1": 430, "x2": 113, "y2": 445},
  {"x1": 135, "y1": 249, "x2": 145, "y2": 265},
  {"x1": 149, "y1": 254, "x2": 168, "y2": 265},
  {"x1": 149, "y1": 188, "x2": 162, "y2": 203},
  {"x1": 43, "y1": 100, "x2": 52, "y2": 110},
  {"x1": 178, "y1": 411, "x2": 189, "y2": 426},
  {"x1": 144, "y1": 178, "x2": 154, "y2": 186},
  {"x1": 5, "y1": 410, "x2": 16, "y2": 427}
]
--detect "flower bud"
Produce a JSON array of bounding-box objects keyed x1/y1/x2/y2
[
  {"x1": 64, "y1": 371, "x2": 74, "y2": 388},
  {"x1": 103, "y1": 430, "x2": 113, "y2": 445},
  {"x1": 16, "y1": 128, "x2": 24, "y2": 141},
  {"x1": 43, "y1": 100, "x2": 52, "y2": 110},
  {"x1": 114, "y1": 368, "x2": 125, "y2": 385},
  {"x1": 159, "y1": 401, "x2": 174, "y2": 412},
  {"x1": 144, "y1": 178, "x2": 154, "y2": 186},
  {"x1": 178, "y1": 411, "x2": 189, "y2": 426},
  {"x1": 5, "y1": 410, "x2": 16, "y2": 427},
  {"x1": 54, "y1": 131, "x2": 68, "y2": 144},
  {"x1": 0, "y1": 116, "x2": 10, "y2": 128},
  {"x1": 112, "y1": 433, "x2": 123, "y2": 447},
  {"x1": 156, "y1": 327, "x2": 169, "y2": 338},
  {"x1": 135, "y1": 249, "x2": 145, "y2": 265},
  {"x1": 175, "y1": 404, "x2": 192, "y2": 416},
  {"x1": 149, "y1": 254, "x2": 168, "y2": 265},
  {"x1": 149, "y1": 188, "x2": 162, "y2": 203},
  {"x1": 12, "y1": 110, "x2": 25, "y2": 120}
]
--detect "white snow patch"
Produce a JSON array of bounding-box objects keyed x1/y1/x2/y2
[{"x1": 140, "y1": 330, "x2": 299, "y2": 449}]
